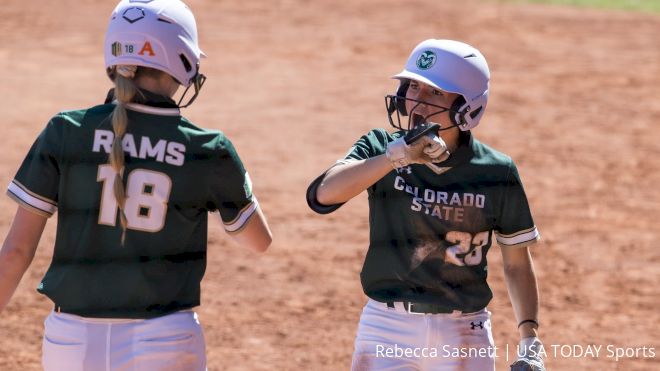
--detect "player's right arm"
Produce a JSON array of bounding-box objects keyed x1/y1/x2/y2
[
  {"x1": 1, "y1": 118, "x2": 59, "y2": 312},
  {"x1": 314, "y1": 128, "x2": 444, "y2": 206},
  {"x1": 0, "y1": 206, "x2": 47, "y2": 312},
  {"x1": 316, "y1": 155, "x2": 392, "y2": 205}
]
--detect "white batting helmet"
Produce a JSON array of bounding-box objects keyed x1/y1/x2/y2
[
  {"x1": 393, "y1": 39, "x2": 490, "y2": 131},
  {"x1": 104, "y1": 0, "x2": 205, "y2": 87}
]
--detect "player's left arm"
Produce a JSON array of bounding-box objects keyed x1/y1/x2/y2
[
  {"x1": 226, "y1": 205, "x2": 271, "y2": 253},
  {"x1": 498, "y1": 161, "x2": 545, "y2": 370},
  {"x1": 209, "y1": 134, "x2": 272, "y2": 253},
  {"x1": 500, "y1": 245, "x2": 539, "y2": 339},
  {"x1": 502, "y1": 244, "x2": 546, "y2": 370}
]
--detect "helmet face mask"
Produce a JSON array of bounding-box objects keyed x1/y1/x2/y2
[
  {"x1": 386, "y1": 39, "x2": 490, "y2": 132},
  {"x1": 177, "y1": 71, "x2": 206, "y2": 108},
  {"x1": 104, "y1": 0, "x2": 205, "y2": 93},
  {"x1": 385, "y1": 92, "x2": 451, "y2": 132}
]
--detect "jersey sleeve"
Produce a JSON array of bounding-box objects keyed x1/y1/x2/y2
[
  {"x1": 494, "y1": 162, "x2": 540, "y2": 248},
  {"x1": 207, "y1": 135, "x2": 257, "y2": 234},
  {"x1": 7, "y1": 119, "x2": 61, "y2": 217},
  {"x1": 337, "y1": 128, "x2": 390, "y2": 164}
]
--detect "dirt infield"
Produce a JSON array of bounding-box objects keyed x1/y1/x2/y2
[{"x1": 0, "y1": 0, "x2": 658, "y2": 370}]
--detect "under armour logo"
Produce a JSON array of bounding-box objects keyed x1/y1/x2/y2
[
  {"x1": 395, "y1": 166, "x2": 412, "y2": 175},
  {"x1": 122, "y1": 7, "x2": 145, "y2": 23},
  {"x1": 470, "y1": 321, "x2": 484, "y2": 330}
]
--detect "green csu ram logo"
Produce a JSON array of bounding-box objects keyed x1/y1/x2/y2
[{"x1": 416, "y1": 50, "x2": 436, "y2": 70}]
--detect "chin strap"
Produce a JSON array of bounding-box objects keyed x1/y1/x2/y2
[{"x1": 177, "y1": 73, "x2": 207, "y2": 108}]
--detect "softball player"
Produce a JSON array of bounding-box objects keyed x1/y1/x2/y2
[
  {"x1": 308, "y1": 39, "x2": 545, "y2": 371},
  {"x1": 0, "y1": 1, "x2": 272, "y2": 370}
]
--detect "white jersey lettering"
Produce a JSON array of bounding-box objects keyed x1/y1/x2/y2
[
  {"x1": 92, "y1": 129, "x2": 186, "y2": 166},
  {"x1": 93, "y1": 129, "x2": 113, "y2": 153},
  {"x1": 139, "y1": 136, "x2": 167, "y2": 162},
  {"x1": 122, "y1": 134, "x2": 138, "y2": 158},
  {"x1": 165, "y1": 142, "x2": 186, "y2": 166}
]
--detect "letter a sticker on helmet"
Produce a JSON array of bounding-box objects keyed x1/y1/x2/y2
[
  {"x1": 138, "y1": 41, "x2": 155, "y2": 56},
  {"x1": 416, "y1": 51, "x2": 436, "y2": 70}
]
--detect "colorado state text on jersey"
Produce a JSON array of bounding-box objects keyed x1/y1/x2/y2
[{"x1": 393, "y1": 175, "x2": 485, "y2": 223}]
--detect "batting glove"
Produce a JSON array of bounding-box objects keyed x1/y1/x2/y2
[
  {"x1": 386, "y1": 134, "x2": 449, "y2": 168},
  {"x1": 510, "y1": 337, "x2": 546, "y2": 371},
  {"x1": 423, "y1": 135, "x2": 451, "y2": 163}
]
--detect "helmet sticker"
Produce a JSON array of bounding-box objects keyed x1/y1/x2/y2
[
  {"x1": 112, "y1": 42, "x2": 136, "y2": 56},
  {"x1": 416, "y1": 51, "x2": 436, "y2": 70},
  {"x1": 138, "y1": 41, "x2": 155, "y2": 56},
  {"x1": 122, "y1": 7, "x2": 145, "y2": 23},
  {"x1": 111, "y1": 42, "x2": 123, "y2": 57}
]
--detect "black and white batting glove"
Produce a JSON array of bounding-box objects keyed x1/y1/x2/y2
[
  {"x1": 423, "y1": 135, "x2": 450, "y2": 163},
  {"x1": 386, "y1": 134, "x2": 449, "y2": 168},
  {"x1": 510, "y1": 337, "x2": 546, "y2": 371}
]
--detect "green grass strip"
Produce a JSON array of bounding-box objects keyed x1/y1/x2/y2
[{"x1": 504, "y1": 0, "x2": 660, "y2": 13}]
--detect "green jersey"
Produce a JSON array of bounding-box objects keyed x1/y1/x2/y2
[
  {"x1": 7, "y1": 90, "x2": 256, "y2": 318},
  {"x1": 342, "y1": 128, "x2": 539, "y2": 313}
]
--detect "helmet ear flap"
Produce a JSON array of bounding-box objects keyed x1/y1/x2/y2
[
  {"x1": 450, "y1": 95, "x2": 485, "y2": 130},
  {"x1": 450, "y1": 95, "x2": 468, "y2": 127}
]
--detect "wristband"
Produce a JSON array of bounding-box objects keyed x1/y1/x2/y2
[{"x1": 518, "y1": 319, "x2": 539, "y2": 329}]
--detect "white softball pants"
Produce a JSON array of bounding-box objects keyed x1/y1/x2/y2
[
  {"x1": 42, "y1": 309, "x2": 206, "y2": 371},
  {"x1": 351, "y1": 299, "x2": 496, "y2": 371}
]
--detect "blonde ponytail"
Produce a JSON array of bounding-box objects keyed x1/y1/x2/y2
[{"x1": 110, "y1": 65, "x2": 138, "y2": 244}]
